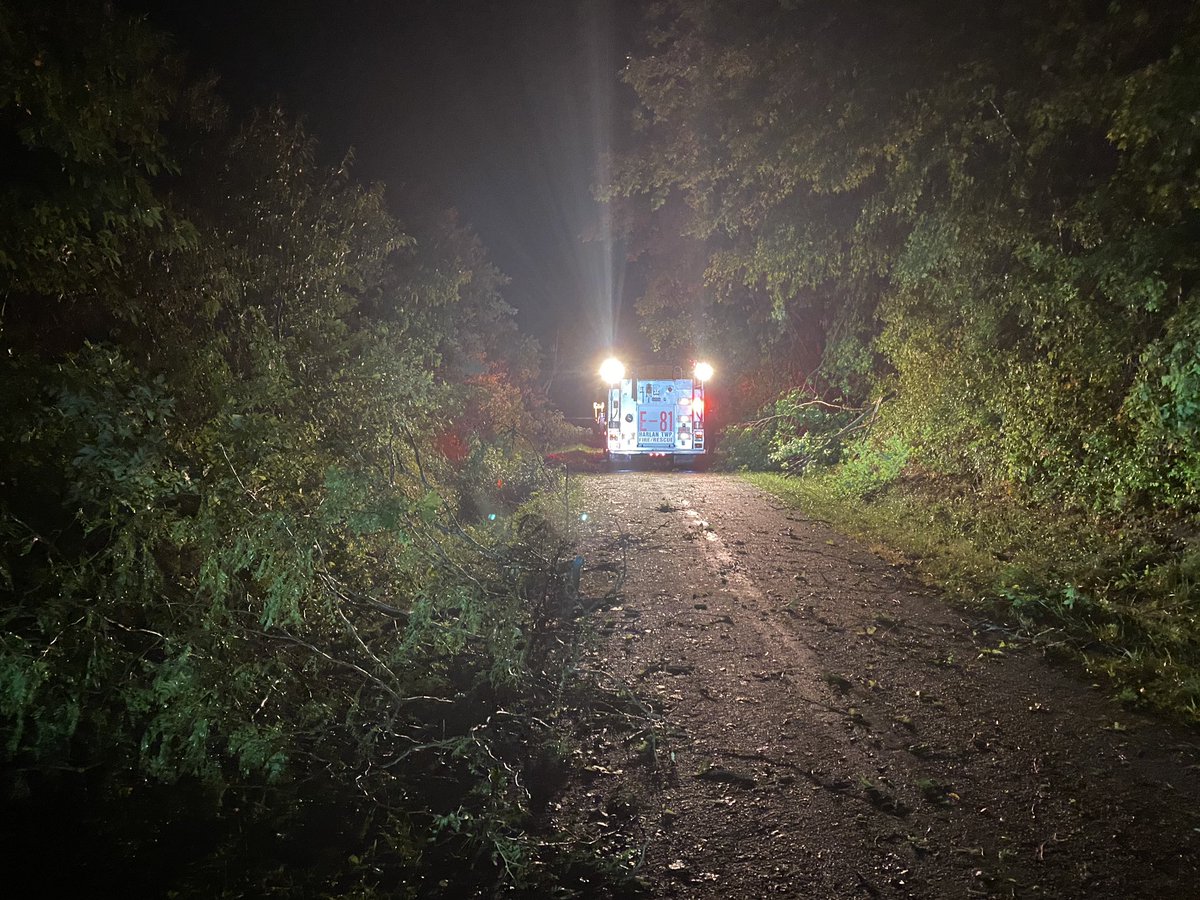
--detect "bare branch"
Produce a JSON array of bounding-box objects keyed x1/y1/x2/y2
[{"x1": 739, "y1": 398, "x2": 867, "y2": 430}]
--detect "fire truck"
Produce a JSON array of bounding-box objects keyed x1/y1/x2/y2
[{"x1": 598, "y1": 357, "x2": 713, "y2": 463}]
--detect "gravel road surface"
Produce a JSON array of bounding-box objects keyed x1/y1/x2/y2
[{"x1": 555, "y1": 471, "x2": 1200, "y2": 899}]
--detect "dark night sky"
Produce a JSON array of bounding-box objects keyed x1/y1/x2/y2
[{"x1": 130, "y1": 0, "x2": 645, "y2": 413}]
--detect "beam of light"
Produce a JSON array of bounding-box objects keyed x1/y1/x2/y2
[
  {"x1": 694, "y1": 361, "x2": 714, "y2": 382},
  {"x1": 516, "y1": 1, "x2": 628, "y2": 387},
  {"x1": 584, "y1": 0, "x2": 625, "y2": 351},
  {"x1": 446, "y1": 2, "x2": 629, "y2": 414}
]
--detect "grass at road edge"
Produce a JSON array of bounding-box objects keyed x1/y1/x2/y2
[{"x1": 745, "y1": 470, "x2": 1200, "y2": 726}]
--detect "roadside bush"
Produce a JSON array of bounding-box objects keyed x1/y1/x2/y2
[
  {"x1": 0, "y1": 4, "x2": 612, "y2": 894},
  {"x1": 715, "y1": 422, "x2": 774, "y2": 471},
  {"x1": 1125, "y1": 293, "x2": 1200, "y2": 512},
  {"x1": 832, "y1": 435, "x2": 912, "y2": 499}
]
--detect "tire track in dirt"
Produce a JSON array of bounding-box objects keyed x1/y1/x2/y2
[
  {"x1": 676, "y1": 500, "x2": 894, "y2": 785},
  {"x1": 559, "y1": 472, "x2": 1200, "y2": 900}
]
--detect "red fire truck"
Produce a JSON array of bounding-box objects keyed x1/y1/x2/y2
[{"x1": 598, "y1": 358, "x2": 713, "y2": 463}]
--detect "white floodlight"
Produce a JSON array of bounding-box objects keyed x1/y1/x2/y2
[
  {"x1": 599, "y1": 357, "x2": 625, "y2": 383},
  {"x1": 693, "y1": 361, "x2": 714, "y2": 382}
]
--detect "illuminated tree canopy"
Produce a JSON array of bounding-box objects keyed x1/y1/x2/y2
[{"x1": 612, "y1": 0, "x2": 1200, "y2": 511}]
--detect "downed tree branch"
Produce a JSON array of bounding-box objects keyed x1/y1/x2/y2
[
  {"x1": 739, "y1": 397, "x2": 868, "y2": 430},
  {"x1": 773, "y1": 395, "x2": 885, "y2": 471},
  {"x1": 252, "y1": 627, "x2": 453, "y2": 708}
]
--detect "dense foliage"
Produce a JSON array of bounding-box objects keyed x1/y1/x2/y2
[
  {"x1": 612, "y1": 0, "x2": 1200, "y2": 515},
  {"x1": 0, "y1": 2, "x2": 595, "y2": 894}
]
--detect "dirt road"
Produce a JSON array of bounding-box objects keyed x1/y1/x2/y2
[{"x1": 559, "y1": 472, "x2": 1200, "y2": 899}]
